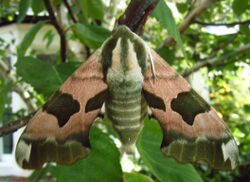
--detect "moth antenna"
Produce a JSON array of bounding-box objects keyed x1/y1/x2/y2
[{"x1": 146, "y1": 45, "x2": 156, "y2": 83}]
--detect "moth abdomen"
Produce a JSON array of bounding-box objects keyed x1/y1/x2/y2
[{"x1": 106, "y1": 88, "x2": 147, "y2": 147}]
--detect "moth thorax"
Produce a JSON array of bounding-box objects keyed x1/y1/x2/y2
[{"x1": 110, "y1": 37, "x2": 142, "y2": 72}]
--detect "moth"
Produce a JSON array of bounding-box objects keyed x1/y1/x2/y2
[{"x1": 15, "y1": 26, "x2": 239, "y2": 170}]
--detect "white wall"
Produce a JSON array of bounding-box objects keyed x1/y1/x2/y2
[{"x1": 0, "y1": 23, "x2": 59, "y2": 177}]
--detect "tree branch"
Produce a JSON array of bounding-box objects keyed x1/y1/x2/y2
[
  {"x1": 159, "y1": 0, "x2": 215, "y2": 48},
  {"x1": 0, "y1": 112, "x2": 35, "y2": 137},
  {"x1": 182, "y1": 43, "x2": 250, "y2": 77},
  {"x1": 193, "y1": 19, "x2": 250, "y2": 26},
  {"x1": 117, "y1": 0, "x2": 159, "y2": 34},
  {"x1": 0, "y1": 15, "x2": 50, "y2": 27},
  {"x1": 0, "y1": 60, "x2": 37, "y2": 111},
  {"x1": 44, "y1": 0, "x2": 67, "y2": 63},
  {"x1": 63, "y1": 0, "x2": 77, "y2": 23}
]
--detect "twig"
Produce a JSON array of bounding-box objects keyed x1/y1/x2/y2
[
  {"x1": 0, "y1": 15, "x2": 49, "y2": 27},
  {"x1": 0, "y1": 61, "x2": 37, "y2": 111},
  {"x1": 182, "y1": 43, "x2": 250, "y2": 77},
  {"x1": 159, "y1": 0, "x2": 215, "y2": 48},
  {"x1": 117, "y1": 0, "x2": 160, "y2": 34},
  {"x1": 44, "y1": 0, "x2": 67, "y2": 63},
  {"x1": 63, "y1": 0, "x2": 77, "y2": 23},
  {"x1": 193, "y1": 19, "x2": 250, "y2": 26},
  {"x1": 238, "y1": 161, "x2": 250, "y2": 168},
  {"x1": 0, "y1": 112, "x2": 36, "y2": 137}
]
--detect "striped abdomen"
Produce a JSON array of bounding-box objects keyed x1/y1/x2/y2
[
  {"x1": 106, "y1": 86, "x2": 147, "y2": 152},
  {"x1": 106, "y1": 69, "x2": 147, "y2": 152}
]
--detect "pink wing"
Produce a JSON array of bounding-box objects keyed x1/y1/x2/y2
[
  {"x1": 143, "y1": 50, "x2": 238, "y2": 170},
  {"x1": 16, "y1": 53, "x2": 108, "y2": 169}
]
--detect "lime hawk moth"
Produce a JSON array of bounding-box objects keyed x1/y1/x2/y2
[{"x1": 15, "y1": 26, "x2": 238, "y2": 170}]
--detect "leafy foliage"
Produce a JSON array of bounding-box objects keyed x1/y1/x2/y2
[
  {"x1": 124, "y1": 172, "x2": 154, "y2": 182},
  {"x1": 152, "y1": 0, "x2": 186, "y2": 57},
  {"x1": 0, "y1": 78, "x2": 8, "y2": 120},
  {"x1": 17, "y1": 21, "x2": 47, "y2": 58},
  {"x1": 73, "y1": 23, "x2": 111, "y2": 49},
  {"x1": 17, "y1": 0, "x2": 31, "y2": 22},
  {"x1": 78, "y1": 0, "x2": 105, "y2": 20},
  {"x1": 137, "y1": 119, "x2": 203, "y2": 182}
]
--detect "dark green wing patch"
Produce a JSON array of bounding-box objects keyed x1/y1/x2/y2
[
  {"x1": 161, "y1": 130, "x2": 238, "y2": 171},
  {"x1": 171, "y1": 89, "x2": 210, "y2": 125},
  {"x1": 17, "y1": 132, "x2": 90, "y2": 169},
  {"x1": 143, "y1": 90, "x2": 166, "y2": 111},
  {"x1": 85, "y1": 89, "x2": 108, "y2": 112},
  {"x1": 43, "y1": 90, "x2": 80, "y2": 127}
]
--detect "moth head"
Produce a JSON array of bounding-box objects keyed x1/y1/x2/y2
[{"x1": 101, "y1": 26, "x2": 150, "y2": 74}]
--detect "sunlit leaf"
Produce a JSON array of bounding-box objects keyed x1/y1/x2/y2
[
  {"x1": 16, "y1": 57, "x2": 78, "y2": 96},
  {"x1": 31, "y1": 0, "x2": 45, "y2": 15},
  {"x1": 232, "y1": 0, "x2": 250, "y2": 16},
  {"x1": 124, "y1": 172, "x2": 154, "y2": 182},
  {"x1": 78, "y1": 0, "x2": 104, "y2": 20},
  {"x1": 137, "y1": 119, "x2": 203, "y2": 182},
  {"x1": 152, "y1": 0, "x2": 186, "y2": 57},
  {"x1": 73, "y1": 23, "x2": 111, "y2": 49}
]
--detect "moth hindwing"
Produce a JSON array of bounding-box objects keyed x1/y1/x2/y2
[{"x1": 15, "y1": 26, "x2": 238, "y2": 170}]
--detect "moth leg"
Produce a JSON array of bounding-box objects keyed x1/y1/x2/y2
[
  {"x1": 97, "y1": 104, "x2": 105, "y2": 119},
  {"x1": 147, "y1": 106, "x2": 154, "y2": 119}
]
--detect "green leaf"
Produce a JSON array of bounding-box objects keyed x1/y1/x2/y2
[
  {"x1": 157, "y1": 47, "x2": 175, "y2": 65},
  {"x1": 0, "y1": 78, "x2": 8, "y2": 121},
  {"x1": 56, "y1": 62, "x2": 81, "y2": 81},
  {"x1": 73, "y1": 23, "x2": 111, "y2": 49},
  {"x1": 152, "y1": 0, "x2": 186, "y2": 57},
  {"x1": 52, "y1": 0, "x2": 63, "y2": 6},
  {"x1": 43, "y1": 30, "x2": 56, "y2": 48},
  {"x1": 17, "y1": 21, "x2": 47, "y2": 58},
  {"x1": 17, "y1": 0, "x2": 31, "y2": 22},
  {"x1": 31, "y1": 126, "x2": 123, "y2": 182},
  {"x1": 78, "y1": 0, "x2": 104, "y2": 20},
  {"x1": 244, "y1": 104, "x2": 250, "y2": 113},
  {"x1": 176, "y1": 3, "x2": 188, "y2": 14},
  {"x1": 124, "y1": 172, "x2": 154, "y2": 182},
  {"x1": 16, "y1": 57, "x2": 78, "y2": 96},
  {"x1": 232, "y1": 0, "x2": 250, "y2": 16},
  {"x1": 137, "y1": 119, "x2": 203, "y2": 182},
  {"x1": 29, "y1": 164, "x2": 55, "y2": 181},
  {"x1": 31, "y1": 0, "x2": 45, "y2": 15}
]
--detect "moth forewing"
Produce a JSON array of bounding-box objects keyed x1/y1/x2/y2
[
  {"x1": 143, "y1": 49, "x2": 239, "y2": 170},
  {"x1": 15, "y1": 52, "x2": 108, "y2": 169}
]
